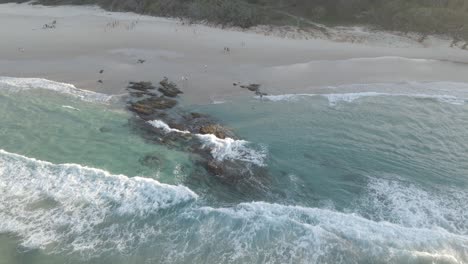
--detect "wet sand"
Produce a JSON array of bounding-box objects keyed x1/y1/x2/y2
[{"x1": 1, "y1": 3, "x2": 468, "y2": 104}]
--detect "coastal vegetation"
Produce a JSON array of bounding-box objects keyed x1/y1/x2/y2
[{"x1": 3, "y1": 0, "x2": 468, "y2": 41}]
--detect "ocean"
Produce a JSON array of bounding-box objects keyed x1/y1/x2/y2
[{"x1": 0, "y1": 77, "x2": 467, "y2": 264}]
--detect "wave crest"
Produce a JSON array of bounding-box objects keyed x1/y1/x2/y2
[
  {"x1": 185, "y1": 201, "x2": 468, "y2": 264},
  {"x1": 0, "y1": 149, "x2": 197, "y2": 253},
  {"x1": 0, "y1": 77, "x2": 114, "y2": 103},
  {"x1": 357, "y1": 177, "x2": 468, "y2": 236}
]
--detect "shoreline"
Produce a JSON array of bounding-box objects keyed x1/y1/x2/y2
[{"x1": 2, "y1": 3, "x2": 468, "y2": 104}]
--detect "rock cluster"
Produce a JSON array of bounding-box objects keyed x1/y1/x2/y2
[
  {"x1": 158, "y1": 77, "x2": 183, "y2": 97},
  {"x1": 126, "y1": 78, "x2": 270, "y2": 199}
]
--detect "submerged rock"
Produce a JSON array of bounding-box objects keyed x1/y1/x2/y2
[
  {"x1": 139, "y1": 154, "x2": 162, "y2": 168},
  {"x1": 206, "y1": 160, "x2": 224, "y2": 176},
  {"x1": 158, "y1": 77, "x2": 183, "y2": 97},
  {"x1": 190, "y1": 112, "x2": 204, "y2": 119},
  {"x1": 132, "y1": 96, "x2": 177, "y2": 110},
  {"x1": 99, "y1": 127, "x2": 111, "y2": 133},
  {"x1": 129, "y1": 91, "x2": 148, "y2": 98}
]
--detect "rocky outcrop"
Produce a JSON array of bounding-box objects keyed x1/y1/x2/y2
[
  {"x1": 129, "y1": 96, "x2": 178, "y2": 117},
  {"x1": 125, "y1": 77, "x2": 270, "y2": 201},
  {"x1": 158, "y1": 77, "x2": 183, "y2": 97},
  {"x1": 239, "y1": 83, "x2": 267, "y2": 97},
  {"x1": 199, "y1": 124, "x2": 229, "y2": 139},
  {"x1": 128, "y1": 81, "x2": 155, "y2": 92},
  {"x1": 129, "y1": 103, "x2": 154, "y2": 115},
  {"x1": 240, "y1": 83, "x2": 261, "y2": 92}
]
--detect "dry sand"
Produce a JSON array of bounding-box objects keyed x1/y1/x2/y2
[{"x1": 1, "y1": 3, "x2": 468, "y2": 104}]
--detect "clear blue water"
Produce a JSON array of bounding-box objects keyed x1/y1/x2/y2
[{"x1": 0, "y1": 79, "x2": 467, "y2": 264}]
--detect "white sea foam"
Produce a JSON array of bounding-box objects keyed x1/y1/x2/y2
[
  {"x1": 321, "y1": 81, "x2": 468, "y2": 93},
  {"x1": 259, "y1": 93, "x2": 316, "y2": 102},
  {"x1": 261, "y1": 92, "x2": 384, "y2": 105},
  {"x1": 322, "y1": 92, "x2": 384, "y2": 106},
  {"x1": 344, "y1": 56, "x2": 436, "y2": 63},
  {"x1": 261, "y1": 91, "x2": 467, "y2": 106},
  {"x1": 148, "y1": 120, "x2": 267, "y2": 166},
  {"x1": 1, "y1": 149, "x2": 465, "y2": 262},
  {"x1": 148, "y1": 120, "x2": 190, "y2": 134},
  {"x1": 325, "y1": 92, "x2": 466, "y2": 105},
  {"x1": 0, "y1": 149, "x2": 197, "y2": 253},
  {"x1": 272, "y1": 56, "x2": 438, "y2": 71},
  {"x1": 357, "y1": 177, "x2": 468, "y2": 236},
  {"x1": 196, "y1": 134, "x2": 267, "y2": 166},
  {"x1": 189, "y1": 201, "x2": 468, "y2": 264},
  {"x1": 211, "y1": 100, "x2": 227, "y2": 105},
  {"x1": 0, "y1": 77, "x2": 114, "y2": 103}
]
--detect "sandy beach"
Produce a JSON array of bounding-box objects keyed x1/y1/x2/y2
[{"x1": 2, "y1": 3, "x2": 468, "y2": 104}]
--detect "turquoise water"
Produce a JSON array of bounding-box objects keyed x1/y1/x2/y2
[{"x1": 0, "y1": 79, "x2": 467, "y2": 264}]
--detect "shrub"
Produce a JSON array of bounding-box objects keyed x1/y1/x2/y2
[{"x1": 189, "y1": 0, "x2": 263, "y2": 28}]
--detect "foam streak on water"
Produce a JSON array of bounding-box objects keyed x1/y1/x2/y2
[{"x1": 261, "y1": 91, "x2": 466, "y2": 106}]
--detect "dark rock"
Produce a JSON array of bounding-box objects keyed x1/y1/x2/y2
[
  {"x1": 97, "y1": 80, "x2": 103, "y2": 84},
  {"x1": 129, "y1": 91, "x2": 147, "y2": 98},
  {"x1": 137, "y1": 59, "x2": 146, "y2": 64},
  {"x1": 158, "y1": 77, "x2": 183, "y2": 97},
  {"x1": 240, "y1": 83, "x2": 260, "y2": 92},
  {"x1": 129, "y1": 103, "x2": 154, "y2": 115},
  {"x1": 135, "y1": 96, "x2": 178, "y2": 110},
  {"x1": 167, "y1": 122, "x2": 186, "y2": 131},
  {"x1": 154, "y1": 111, "x2": 168, "y2": 118},
  {"x1": 99, "y1": 69, "x2": 104, "y2": 74},
  {"x1": 206, "y1": 160, "x2": 224, "y2": 176},
  {"x1": 255, "y1": 91, "x2": 268, "y2": 96},
  {"x1": 190, "y1": 112, "x2": 204, "y2": 119},
  {"x1": 127, "y1": 81, "x2": 155, "y2": 92},
  {"x1": 199, "y1": 124, "x2": 229, "y2": 139}
]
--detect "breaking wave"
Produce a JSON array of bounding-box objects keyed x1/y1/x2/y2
[
  {"x1": 356, "y1": 177, "x2": 468, "y2": 236},
  {"x1": 0, "y1": 150, "x2": 466, "y2": 263},
  {"x1": 0, "y1": 149, "x2": 197, "y2": 253},
  {"x1": 0, "y1": 77, "x2": 114, "y2": 103},
  {"x1": 183, "y1": 200, "x2": 468, "y2": 264}
]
